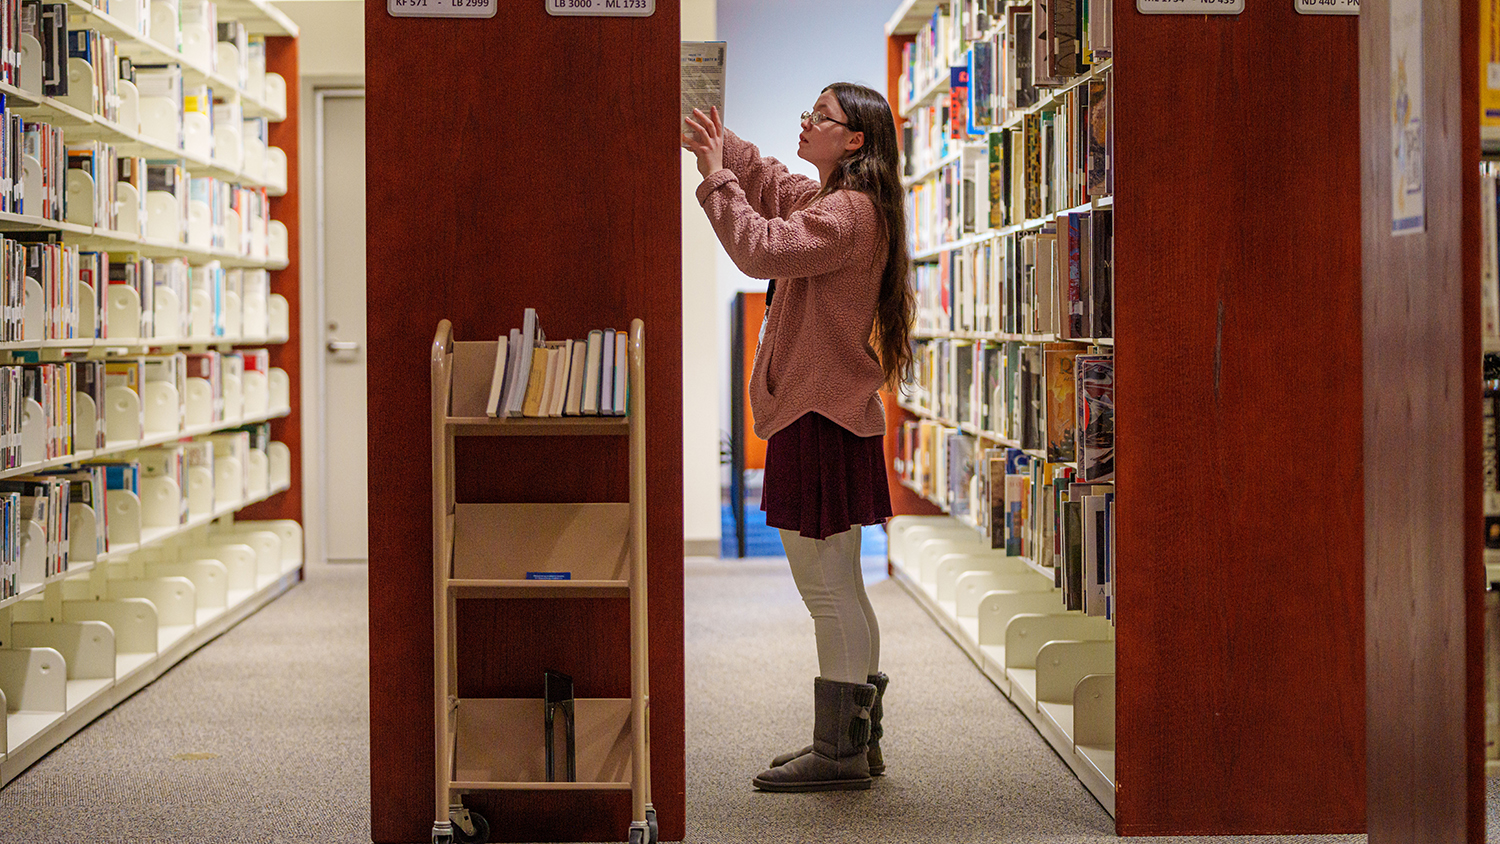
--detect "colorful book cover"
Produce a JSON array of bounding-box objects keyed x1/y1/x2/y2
[
  {"x1": 1076, "y1": 355, "x2": 1115, "y2": 481},
  {"x1": 1024, "y1": 112, "x2": 1042, "y2": 220},
  {"x1": 1044, "y1": 343, "x2": 1083, "y2": 462},
  {"x1": 1012, "y1": 8, "x2": 1037, "y2": 108},
  {"x1": 988, "y1": 131, "x2": 1004, "y2": 229},
  {"x1": 949, "y1": 65, "x2": 969, "y2": 140},
  {"x1": 1005, "y1": 470, "x2": 1024, "y2": 556},
  {"x1": 1066, "y1": 213, "x2": 1085, "y2": 337},
  {"x1": 1485, "y1": 0, "x2": 1500, "y2": 129},
  {"x1": 970, "y1": 40, "x2": 992, "y2": 130},
  {"x1": 1088, "y1": 76, "x2": 1110, "y2": 198},
  {"x1": 1054, "y1": 0, "x2": 1079, "y2": 78},
  {"x1": 1032, "y1": 0, "x2": 1055, "y2": 86}
]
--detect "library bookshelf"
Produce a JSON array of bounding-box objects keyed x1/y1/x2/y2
[
  {"x1": 885, "y1": 0, "x2": 1373, "y2": 835},
  {"x1": 0, "y1": 0, "x2": 302, "y2": 791},
  {"x1": 430, "y1": 319, "x2": 654, "y2": 844}
]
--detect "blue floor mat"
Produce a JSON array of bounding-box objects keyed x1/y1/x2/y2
[{"x1": 720, "y1": 502, "x2": 888, "y2": 559}]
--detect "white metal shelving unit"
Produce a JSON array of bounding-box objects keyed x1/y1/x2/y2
[
  {"x1": 0, "y1": 0, "x2": 299, "y2": 788},
  {"x1": 888, "y1": 0, "x2": 1117, "y2": 819}
]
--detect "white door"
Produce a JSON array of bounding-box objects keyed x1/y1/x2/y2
[{"x1": 318, "y1": 90, "x2": 368, "y2": 564}]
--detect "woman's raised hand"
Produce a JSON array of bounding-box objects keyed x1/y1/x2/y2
[{"x1": 681, "y1": 106, "x2": 725, "y2": 179}]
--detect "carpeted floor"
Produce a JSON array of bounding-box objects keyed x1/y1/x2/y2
[
  {"x1": 0, "y1": 553, "x2": 1490, "y2": 843},
  {"x1": 0, "y1": 561, "x2": 371, "y2": 844}
]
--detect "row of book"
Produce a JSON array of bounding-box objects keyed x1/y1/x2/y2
[
  {"x1": 484, "y1": 308, "x2": 631, "y2": 419},
  {"x1": 111, "y1": 260, "x2": 274, "y2": 340},
  {"x1": 0, "y1": 419, "x2": 276, "y2": 597},
  {"x1": 131, "y1": 424, "x2": 268, "y2": 524},
  {"x1": 0, "y1": 236, "x2": 273, "y2": 341},
  {"x1": 0, "y1": 98, "x2": 276, "y2": 252},
  {"x1": 0, "y1": 237, "x2": 85, "y2": 342},
  {"x1": 67, "y1": 0, "x2": 271, "y2": 93},
  {"x1": 904, "y1": 68, "x2": 1113, "y2": 251},
  {"x1": 906, "y1": 339, "x2": 1113, "y2": 476},
  {"x1": 107, "y1": 348, "x2": 273, "y2": 426},
  {"x1": 73, "y1": 43, "x2": 278, "y2": 165},
  {"x1": 0, "y1": 468, "x2": 93, "y2": 595},
  {"x1": 898, "y1": 0, "x2": 1113, "y2": 125},
  {"x1": 0, "y1": 350, "x2": 276, "y2": 470},
  {"x1": 913, "y1": 207, "x2": 1113, "y2": 340},
  {"x1": 893, "y1": 428, "x2": 1115, "y2": 619}
]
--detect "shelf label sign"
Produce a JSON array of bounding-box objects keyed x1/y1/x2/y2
[
  {"x1": 546, "y1": 0, "x2": 654, "y2": 16},
  {"x1": 1137, "y1": 0, "x2": 1243, "y2": 13},
  {"x1": 1390, "y1": 0, "x2": 1424, "y2": 235},
  {"x1": 1296, "y1": 0, "x2": 1358, "y2": 13},
  {"x1": 387, "y1": 0, "x2": 495, "y2": 17}
]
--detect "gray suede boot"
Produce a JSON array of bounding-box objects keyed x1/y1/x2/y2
[
  {"x1": 768, "y1": 672, "x2": 888, "y2": 776},
  {"x1": 753, "y1": 678, "x2": 876, "y2": 792}
]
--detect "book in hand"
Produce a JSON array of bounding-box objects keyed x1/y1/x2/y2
[{"x1": 680, "y1": 41, "x2": 726, "y2": 125}]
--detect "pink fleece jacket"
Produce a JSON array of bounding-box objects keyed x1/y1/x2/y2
[{"x1": 696, "y1": 130, "x2": 888, "y2": 440}]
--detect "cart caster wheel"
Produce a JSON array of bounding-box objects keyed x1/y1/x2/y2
[
  {"x1": 646, "y1": 808, "x2": 658, "y2": 844},
  {"x1": 430, "y1": 821, "x2": 454, "y2": 844},
  {"x1": 628, "y1": 826, "x2": 648, "y2": 844},
  {"x1": 453, "y1": 810, "x2": 489, "y2": 844}
]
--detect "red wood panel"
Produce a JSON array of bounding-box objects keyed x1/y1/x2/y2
[
  {"x1": 1360, "y1": 0, "x2": 1485, "y2": 840},
  {"x1": 1112, "y1": 5, "x2": 1365, "y2": 834},
  {"x1": 881, "y1": 392, "x2": 942, "y2": 518},
  {"x1": 365, "y1": 5, "x2": 684, "y2": 842},
  {"x1": 887, "y1": 33, "x2": 913, "y2": 117},
  {"x1": 238, "y1": 36, "x2": 302, "y2": 533}
]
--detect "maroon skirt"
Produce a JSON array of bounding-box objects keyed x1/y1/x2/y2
[{"x1": 761, "y1": 412, "x2": 893, "y2": 540}]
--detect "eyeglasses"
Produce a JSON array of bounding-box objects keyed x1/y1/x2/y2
[{"x1": 801, "y1": 110, "x2": 852, "y2": 129}]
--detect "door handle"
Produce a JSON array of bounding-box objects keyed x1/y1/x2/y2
[{"x1": 327, "y1": 340, "x2": 360, "y2": 353}]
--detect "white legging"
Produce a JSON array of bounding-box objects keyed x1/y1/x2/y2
[{"x1": 779, "y1": 526, "x2": 880, "y2": 685}]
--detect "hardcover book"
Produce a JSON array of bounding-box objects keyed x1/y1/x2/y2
[
  {"x1": 1075, "y1": 354, "x2": 1114, "y2": 482},
  {"x1": 1043, "y1": 343, "x2": 1084, "y2": 462},
  {"x1": 949, "y1": 65, "x2": 969, "y2": 140},
  {"x1": 1090, "y1": 209, "x2": 1113, "y2": 338},
  {"x1": 1023, "y1": 113, "x2": 1042, "y2": 220},
  {"x1": 1087, "y1": 75, "x2": 1110, "y2": 199}
]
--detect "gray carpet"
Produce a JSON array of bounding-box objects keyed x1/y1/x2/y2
[
  {"x1": 0, "y1": 561, "x2": 371, "y2": 844},
  {"x1": 684, "y1": 556, "x2": 1377, "y2": 844},
  {"x1": 0, "y1": 554, "x2": 1488, "y2": 842}
]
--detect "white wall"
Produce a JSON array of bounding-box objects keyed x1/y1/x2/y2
[
  {"x1": 682, "y1": 0, "x2": 722, "y2": 557},
  {"x1": 274, "y1": 0, "x2": 364, "y2": 83},
  {"x1": 711, "y1": 0, "x2": 890, "y2": 481},
  {"x1": 274, "y1": 0, "x2": 364, "y2": 564}
]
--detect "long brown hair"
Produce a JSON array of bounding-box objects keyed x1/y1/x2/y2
[{"x1": 817, "y1": 82, "x2": 914, "y2": 389}]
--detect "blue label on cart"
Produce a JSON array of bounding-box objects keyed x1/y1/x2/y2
[{"x1": 525, "y1": 572, "x2": 572, "y2": 580}]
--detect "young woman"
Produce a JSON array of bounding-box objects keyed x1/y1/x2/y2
[{"x1": 682, "y1": 82, "x2": 914, "y2": 793}]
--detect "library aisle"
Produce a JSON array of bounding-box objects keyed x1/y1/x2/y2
[
  {"x1": 685, "y1": 555, "x2": 1369, "y2": 844},
  {"x1": 0, "y1": 561, "x2": 369, "y2": 843},
  {"x1": 0, "y1": 551, "x2": 1491, "y2": 841}
]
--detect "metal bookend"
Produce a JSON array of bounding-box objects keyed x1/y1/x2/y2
[{"x1": 543, "y1": 670, "x2": 576, "y2": 782}]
